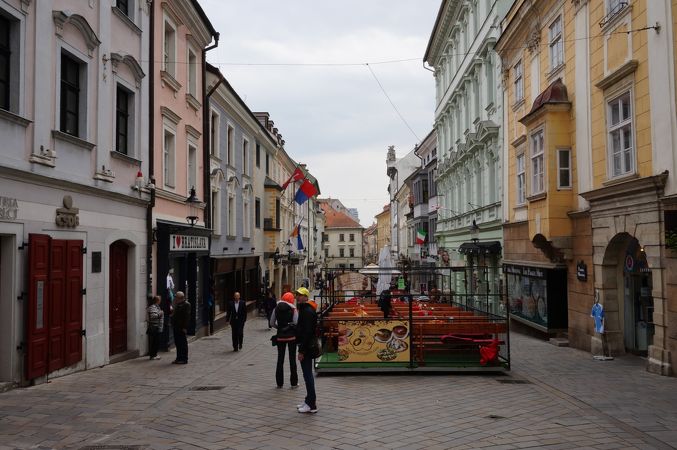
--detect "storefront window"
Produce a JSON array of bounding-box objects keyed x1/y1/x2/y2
[{"x1": 506, "y1": 266, "x2": 548, "y2": 327}]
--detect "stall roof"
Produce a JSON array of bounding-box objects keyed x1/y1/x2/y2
[{"x1": 458, "y1": 241, "x2": 502, "y2": 255}]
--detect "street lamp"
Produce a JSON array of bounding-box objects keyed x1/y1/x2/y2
[
  {"x1": 469, "y1": 219, "x2": 480, "y2": 243},
  {"x1": 186, "y1": 186, "x2": 200, "y2": 226}
]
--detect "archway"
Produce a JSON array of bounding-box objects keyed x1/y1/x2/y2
[{"x1": 600, "y1": 233, "x2": 654, "y2": 355}]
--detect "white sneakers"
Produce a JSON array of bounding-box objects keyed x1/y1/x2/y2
[
  {"x1": 297, "y1": 403, "x2": 317, "y2": 414},
  {"x1": 150, "y1": 356, "x2": 161, "y2": 360}
]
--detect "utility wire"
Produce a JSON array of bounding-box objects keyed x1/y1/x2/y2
[{"x1": 366, "y1": 63, "x2": 421, "y2": 142}]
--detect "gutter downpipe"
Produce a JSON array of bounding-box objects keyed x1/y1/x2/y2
[
  {"x1": 203, "y1": 33, "x2": 220, "y2": 232},
  {"x1": 146, "y1": 0, "x2": 155, "y2": 301}
]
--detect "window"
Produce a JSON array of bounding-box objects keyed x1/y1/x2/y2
[
  {"x1": 349, "y1": 248, "x2": 355, "y2": 258},
  {"x1": 607, "y1": 92, "x2": 634, "y2": 177},
  {"x1": 187, "y1": 48, "x2": 197, "y2": 97},
  {"x1": 339, "y1": 248, "x2": 345, "y2": 257},
  {"x1": 265, "y1": 153, "x2": 270, "y2": 175},
  {"x1": 275, "y1": 198, "x2": 280, "y2": 228},
  {"x1": 243, "y1": 200, "x2": 250, "y2": 238},
  {"x1": 256, "y1": 143, "x2": 260, "y2": 168},
  {"x1": 163, "y1": 20, "x2": 176, "y2": 77},
  {"x1": 243, "y1": 138, "x2": 249, "y2": 175},
  {"x1": 557, "y1": 149, "x2": 571, "y2": 188},
  {"x1": 349, "y1": 264, "x2": 355, "y2": 270},
  {"x1": 116, "y1": 85, "x2": 130, "y2": 154},
  {"x1": 339, "y1": 234, "x2": 345, "y2": 242},
  {"x1": 349, "y1": 233, "x2": 355, "y2": 242},
  {"x1": 163, "y1": 129, "x2": 175, "y2": 188},
  {"x1": 60, "y1": 53, "x2": 81, "y2": 136},
  {"x1": 530, "y1": 131, "x2": 545, "y2": 194},
  {"x1": 116, "y1": 0, "x2": 129, "y2": 16},
  {"x1": 0, "y1": 15, "x2": 10, "y2": 111},
  {"x1": 549, "y1": 16, "x2": 564, "y2": 70},
  {"x1": 514, "y1": 60, "x2": 523, "y2": 103},
  {"x1": 227, "y1": 124, "x2": 234, "y2": 165},
  {"x1": 607, "y1": 0, "x2": 627, "y2": 14},
  {"x1": 324, "y1": 248, "x2": 329, "y2": 258},
  {"x1": 228, "y1": 195, "x2": 236, "y2": 236},
  {"x1": 212, "y1": 190, "x2": 221, "y2": 235},
  {"x1": 255, "y1": 198, "x2": 261, "y2": 228},
  {"x1": 188, "y1": 143, "x2": 197, "y2": 190},
  {"x1": 516, "y1": 154, "x2": 526, "y2": 204},
  {"x1": 210, "y1": 109, "x2": 219, "y2": 157}
]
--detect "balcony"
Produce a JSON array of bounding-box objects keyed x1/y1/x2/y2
[{"x1": 263, "y1": 218, "x2": 279, "y2": 231}]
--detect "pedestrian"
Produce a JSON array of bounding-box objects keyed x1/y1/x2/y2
[
  {"x1": 378, "y1": 289, "x2": 392, "y2": 319},
  {"x1": 295, "y1": 286, "x2": 320, "y2": 414},
  {"x1": 270, "y1": 292, "x2": 298, "y2": 389},
  {"x1": 206, "y1": 279, "x2": 215, "y2": 335},
  {"x1": 265, "y1": 289, "x2": 277, "y2": 329},
  {"x1": 147, "y1": 295, "x2": 164, "y2": 360},
  {"x1": 171, "y1": 291, "x2": 190, "y2": 364},
  {"x1": 226, "y1": 291, "x2": 247, "y2": 351}
]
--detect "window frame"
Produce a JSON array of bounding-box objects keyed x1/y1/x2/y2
[
  {"x1": 530, "y1": 129, "x2": 545, "y2": 195},
  {"x1": 226, "y1": 123, "x2": 234, "y2": 166},
  {"x1": 255, "y1": 142, "x2": 260, "y2": 168},
  {"x1": 116, "y1": 0, "x2": 130, "y2": 17},
  {"x1": 549, "y1": 15, "x2": 564, "y2": 71},
  {"x1": 242, "y1": 137, "x2": 250, "y2": 176},
  {"x1": 228, "y1": 193, "x2": 236, "y2": 237},
  {"x1": 514, "y1": 60, "x2": 524, "y2": 103},
  {"x1": 0, "y1": 14, "x2": 11, "y2": 111},
  {"x1": 349, "y1": 233, "x2": 355, "y2": 242},
  {"x1": 60, "y1": 52, "x2": 82, "y2": 137},
  {"x1": 557, "y1": 148, "x2": 572, "y2": 189},
  {"x1": 209, "y1": 108, "x2": 220, "y2": 157},
  {"x1": 339, "y1": 248, "x2": 345, "y2": 258},
  {"x1": 606, "y1": 90, "x2": 635, "y2": 179},
  {"x1": 339, "y1": 233, "x2": 345, "y2": 242},
  {"x1": 162, "y1": 15, "x2": 177, "y2": 77},
  {"x1": 187, "y1": 140, "x2": 197, "y2": 192},
  {"x1": 186, "y1": 45, "x2": 197, "y2": 97},
  {"x1": 255, "y1": 197, "x2": 261, "y2": 228},
  {"x1": 211, "y1": 188, "x2": 221, "y2": 236},
  {"x1": 115, "y1": 84, "x2": 131, "y2": 155},
  {"x1": 516, "y1": 152, "x2": 526, "y2": 205},
  {"x1": 162, "y1": 125, "x2": 176, "y2": 189}
]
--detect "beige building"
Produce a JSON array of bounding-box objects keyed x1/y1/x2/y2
[
  {"x1": 319, "y1": 200, "x2": 364, "y2": 269},
  {"x1": 363, "y1": 223, "x2": 378, "y2": 265},
  {"x1": 375, "y1": 204, "x2": 391, "y2": 255}
]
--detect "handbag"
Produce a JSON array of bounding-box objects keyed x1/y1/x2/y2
[
  {"x1": 270, "y1": 335, "x2": 278, "y2": 347},
  {"x1": 308, "y1": 337, "x2": 323, "y2": 359}
]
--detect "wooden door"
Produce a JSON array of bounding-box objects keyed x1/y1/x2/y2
[
  {"x1": 109, "y1": 241, "x2": 128, "y2": 355},
  {"x1": 48, "y1": 240, "x2": 67, "y2": 372},
  {"x1": 26, "y1": 234, "x2": 50, "y2": 380},
  {"x1": 64, "y1": 240, "x2": 83, "y2": 365}
]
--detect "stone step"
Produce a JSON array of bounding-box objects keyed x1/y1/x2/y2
[{"x1": 549, "y1": 337, "x2": 569, "y2": 347}]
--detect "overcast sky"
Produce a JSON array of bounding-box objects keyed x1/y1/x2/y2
[{"x1": 201, "y1": 0, "x2": 440, "y2": 226}]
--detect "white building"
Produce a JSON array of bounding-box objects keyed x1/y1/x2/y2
[
  {"x1": 386, "y1": 145, "x2": 419, "y2": 259},
  {"x1": 0, "y1": 0, "x2": 150, "y2": 384},
  {"x1": 319, "y1": 200, "x2": 364, "y2": 269}
]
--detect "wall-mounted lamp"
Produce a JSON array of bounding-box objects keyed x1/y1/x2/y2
[
  {"x1": 238, "y1": 247, "x2": 244, "y2": 252},
  {"x1": 186, "y1": 186, "x2": 200, "y2": 226},
  {"x1": 251, "y1": 247, "x2": 255, "y2": 252},
  {"x1": 223, "y1": 247, "x2": 228, "y2": 251}
]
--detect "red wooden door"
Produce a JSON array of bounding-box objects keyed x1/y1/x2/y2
[
  {"x1": 26, "y1": 234, "x2": 50, "y2": 380},
  {"x1": 65, "y1": 240, "x2": 83, "y2": 366},
  {"x1": 109, "y1": 241, "x2": 128, "y2": 355},
  {"x1": 48, "y1": 240, "x2": 67, "y2": 372}
]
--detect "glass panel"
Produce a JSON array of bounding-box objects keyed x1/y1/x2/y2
[
  {"x1": 623, "y1": 126, "x2": 632, "y2": 150},
  {"x1": 611, "y1": 101, "x2": 620, "y2": 125},
  {"x1": 622, "y1": 95, "x2": 631, "y2": 120}
]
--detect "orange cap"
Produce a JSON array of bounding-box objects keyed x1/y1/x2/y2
[{"x1": 281, "y1": 292, "x2": 295, "y2": 304}]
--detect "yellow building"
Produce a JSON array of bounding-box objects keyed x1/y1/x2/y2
[
  {"x1": 375, "y1": 204, "x2": 391, "y2": 257},
  {"x1": 497, "y1": 0, "x2": 677, "y2": 375}
]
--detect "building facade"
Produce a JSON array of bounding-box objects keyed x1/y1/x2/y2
[
  {"x1": 425, "y1": 0, "x2": 510, "y2": 306},
  {"x1": 0, "y1": 0, "x2": 151, "y2": 384},
  {"x1": 386, "y1": 145, "x2": 419, "y2": 259},
  {"x1": 319, "y1": 200, "x2": 364, "y2": 269},
  {"x1": 497, "y1": 0, "x2": 677, "y2": 376},
  {"x1": 150, "y1": 0, "x2": 217, "y2": 340},
  {"x1": 375, "y1": 204, "x2": 391, "y2": 256},
  {"x1": 363, "y1": 223, "x2": 378, "y2": 265}
]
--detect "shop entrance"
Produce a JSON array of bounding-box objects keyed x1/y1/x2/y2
[
  {"x1": 109, "y1": 241, "x2": 128, "y2": 356},
  {"x1": 0, "y1": 236, "x2": 12, "y2": 382},
  {"x1": 26, "y1": 234, "x2": 83, "y2": 380},
  {"x1": 602, "y1": 233, "x2": 654, "y2": 355}
]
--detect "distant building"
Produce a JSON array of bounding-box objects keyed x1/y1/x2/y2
[
  {"x1": 319, "y1": 200, "x2": 364, "y2": 269},
  {"x1": 362, "y1": 223, "x2": 378, "y2": 265},
  {"x1": 375, "y1": 204, "x2": 391, "y2": 256}
]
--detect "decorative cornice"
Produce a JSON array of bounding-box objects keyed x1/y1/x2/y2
[
  {"x1": 571, "y1": 0, "x2": 590, "y2": 14},
  {"x1": 160, "y1": 106, "x2": 181, "y2": 125},
  {"x1": 185, "y1": 93, "x2": 201, "y2": 111},
  {"x1": 52, "y1": 11, "x2": 101, "y2": 56},
  {"x1": 111, "y1": 6, "x2": 142, "y2": 35},
  {"x1": 52, "y1": 130, "x2": 96, "y2": 151},
  {"x1": 0, "y1": 108, "x2": 31, "y2": 127},
  {"x1": 160, "y1": 70, "x2": 182, "y2": 93},
  {"x1": 185, "y1": 124, "x2": 201, "y2": 139},
  {"x1": 110, "y1": 53, "x2": 145, "y2": 87},
  {"x1": 580, "y1": 172, "x2": 669, "y2": 203},
  {"x1": 594, "y1": 59, "x2": 639, "y2": 91},
  {"x1": 20, "y1": 0, "x2": 31, "y2": 13}
]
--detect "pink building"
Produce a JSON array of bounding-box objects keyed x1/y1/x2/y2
[{"x1": 150, "y1": 0, "x2": 217, "y2": 341}]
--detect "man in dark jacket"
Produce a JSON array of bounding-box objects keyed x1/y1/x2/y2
[
  {"x1": 171, "y1": 291, "x2": 190, "y2": 364},
  {"x1": 226, "y1": 292, "x2": 247, "y2": 351},
  {"x1": 270, "y1": 292, "x2": 298, "y2": 388},
  {"x1": 295, "y1": 287, "x2": 318, "y2": 414}
]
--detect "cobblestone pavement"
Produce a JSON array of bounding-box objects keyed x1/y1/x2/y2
[{"x1": 1, "y1": 317, "x2": 676, "y2": 450}]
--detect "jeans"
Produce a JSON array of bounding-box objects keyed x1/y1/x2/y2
[
  {"x1": 173, "y1": 327, "x2": 188, "y2": 362},
  {"x1": 148, "y1": 329, "x2": 161, "y2": 358},
  {"x1": 300, "y1": 355, "x2": 316, "y2": 409},
  {"x1": 231, "y1": 322, "x2": 244, "y2": 350},
  {"x1": 276, "y1": 340, "x2": 298, "y2": 387}
]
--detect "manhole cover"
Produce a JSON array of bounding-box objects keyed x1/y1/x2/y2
[
  {"x1": 496, "y1": 379, "x2": 531, "y2": 384},
  {"x1": 189, "y1": 386, "x2": 225, "y2": 391}
]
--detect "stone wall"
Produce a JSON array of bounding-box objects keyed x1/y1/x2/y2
[{"x1": 567, "y1": 213, "x2": 595, "y2": 351}]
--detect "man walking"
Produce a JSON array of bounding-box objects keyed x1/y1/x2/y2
[
  {"x1": 171, "y1": 291, "x2": 190, "y2": 364},
  {"x1": 295, "y1": 286, "x2": 319, "y2": 413},
  {"x1": 270, "y1": 292, "x2": 298, "y2": 389},
  {"x1": 226, "y1": 291, "x2": 247, "y2": 351}
]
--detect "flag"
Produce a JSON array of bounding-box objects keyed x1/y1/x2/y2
[
  {"x1": 416, "y1": 229, "x2": 427, "y2": 245},
  {"x1": 294, "y1": 179, "x2": 319, "y2": 205},
  {"x1": 281, "y1": 167, "x2": 305, "y2": 190},
  {"x1": 290, "y1": 221, "x2": 304, "y2": 251}
]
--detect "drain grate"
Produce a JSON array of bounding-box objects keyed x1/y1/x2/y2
[
  {"x1": 496, "y1": 379, "x2": 531, "y2": 384},
  {"x1": 189, "y1": 386, "x2": 225, "y2": 391}
]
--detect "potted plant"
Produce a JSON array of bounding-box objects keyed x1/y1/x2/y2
[{"x1": 666, "y1": 229, "x2": 677, "y2": 251}]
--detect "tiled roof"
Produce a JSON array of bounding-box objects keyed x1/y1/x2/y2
[{"x1": 320, "y1": 203, "x2": 363, "y2": 229}]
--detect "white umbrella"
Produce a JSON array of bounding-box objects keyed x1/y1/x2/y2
[{"x1": 376, "y1": 245, "x2": 396, "y2": 295}]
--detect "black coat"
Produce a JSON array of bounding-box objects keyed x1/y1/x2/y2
[
  {"x1": 226, "y1": 299, "x2": 247, "y2": 326},
  {"x1": 171, "y1": 301, "x2": 191, "y2": 330},
  {"x1": 295, "y1": 303, "x2": 317, "y2": 355}
]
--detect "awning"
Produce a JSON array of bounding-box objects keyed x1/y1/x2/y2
[{"x1": 458, "y1": 241, "x2": 502, "y2": 255}]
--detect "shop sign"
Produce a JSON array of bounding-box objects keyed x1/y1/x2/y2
[
  {"x1": 576, "y1": 261, "x2": 587, "y2": 282},
  {"x1": 337, "y1": 320, "x2": 410, "y2": 363},
  {"x1": 170, "y1": 234, "x2": 208, "y2": 251},
  {"x1": 0, "y1": 196, "x2": 18, "y2": 220},
  {"x1": 624, "y1": 254, "x2": 634, "y2": 272},
  {"x1": 55, "y1": 195, "x2": 79, "y2": 228},
  {"x1": 503, "y1": 264, "x2": 545, "y2": 279}
]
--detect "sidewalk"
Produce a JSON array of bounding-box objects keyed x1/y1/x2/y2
[{"x1": 0, "y1": 317, "x2": 675, "y2": 449}]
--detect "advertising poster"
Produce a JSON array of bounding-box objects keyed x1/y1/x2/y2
[
  {"x1": 504, "y1": 265, "x2": 548, "y2": 327},
  {"x1": 336, "y1": 272, "x2": 371, "y2": 292},
  {"x1": 337, "y1": 320, "x2": 410, "y2": 363}
]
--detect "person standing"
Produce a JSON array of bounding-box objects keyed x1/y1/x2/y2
[
  {"x1": 295, "y1": 286, "x2": 319, "y2": 414},
  {"x1": 378, "y1": 289, "x2": 392, "y2": 319},
  {"x1": 226, "y1": 291, "x2": 247, "y2": 351},
  {"x1": 147, "y1": 295, "x2": 164, "y2": 360},
  {"x1": 171, "y1": 291, "x2": 190, "y2": 364},
  {"x1": 270, "y1": 292, "x2": 298, "y2": 389},
  {"x1": 265, "y1": 289, "x2": 277, "y2": 329}
]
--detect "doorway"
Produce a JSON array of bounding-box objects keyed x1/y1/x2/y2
[{"x1": 109, "y1": 241, "x2": 128, "y2": 356}]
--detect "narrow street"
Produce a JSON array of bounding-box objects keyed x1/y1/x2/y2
[{"x1": 0, "y1": 317, "x2": 675, "y2": 450}]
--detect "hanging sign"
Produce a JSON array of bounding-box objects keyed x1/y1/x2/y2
[
  {"x1": 576, "y1": 261, "x2": 587, "y2": 282},
  {"x1": 170, "y1": 234, "x2": 208, "y2": 251},
  {"x1": 624, "y1": 254, "x2": 634, "y2": 272}
]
